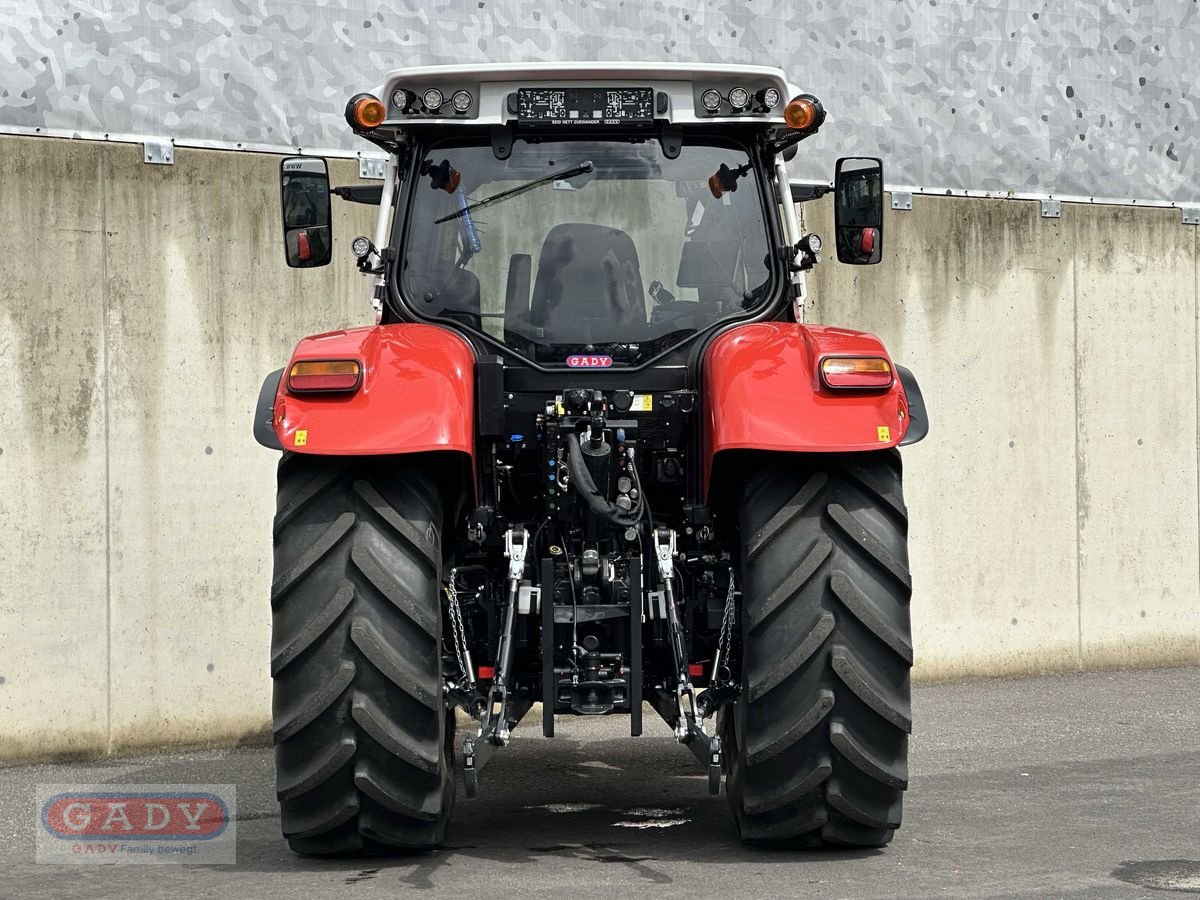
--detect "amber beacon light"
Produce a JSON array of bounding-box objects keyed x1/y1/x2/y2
[
  {"x1": 346, "y1": 93, "x2": 387, "y2": 130},
  {"x1": 784, "y1": 94, "x2": 825, "y2": 131}
]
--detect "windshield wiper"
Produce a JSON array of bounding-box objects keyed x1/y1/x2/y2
[{"x1": 433, "y1": 161, "x2": 593, "y2": 224}]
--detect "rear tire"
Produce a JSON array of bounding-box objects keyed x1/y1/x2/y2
[
  {"x1": 270, "y1": 454, "x2": 453, "y2": 855},
  {"x1": 725, "y1": 451, "x2": 912, "y2": 848}
]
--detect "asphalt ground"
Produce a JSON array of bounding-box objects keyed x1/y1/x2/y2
[{"x1": 1, "y1": 666, "x2": 1198, "y2": 899}]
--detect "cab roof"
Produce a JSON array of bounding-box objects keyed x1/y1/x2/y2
[{"x1": 377, "y1": 62, "x2": 801, "y2": 128}]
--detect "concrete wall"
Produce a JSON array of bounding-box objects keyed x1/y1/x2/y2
[
  {"x1": 0, "y1": 136, "x2": 377, "y2": 761},
  {"x1": 0, "y1": 134, "x2": 1197, "y2": 760},
  {"x1": 805, "y1": 196, "x2": 1200, "y2": 680}
]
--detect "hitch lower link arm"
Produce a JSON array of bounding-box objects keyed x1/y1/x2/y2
[
  {"x1": 463, "y1": 527, "x2": 528, "y2": 798},
  {"x1": 655, "y1": 529, "x2": 700, "y2": 743},
  {"x1": 654, "y1": 528, "x2": 723, "y2": 795}
]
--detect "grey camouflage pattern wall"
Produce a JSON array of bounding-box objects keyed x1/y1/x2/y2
[{"x1": 1, "y1": 0, "x2": 1197, "y2": 203}]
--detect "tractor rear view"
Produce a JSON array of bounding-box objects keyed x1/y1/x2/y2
[{"x1": 256, "y1": 62, "x2": 929, "y2": 854}]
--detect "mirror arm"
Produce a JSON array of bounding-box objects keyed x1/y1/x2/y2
[
  {"x1": 333, "y1": 184, "x2": 383, "y2": 205},
  {"x1": 791, "y1": 184, "x2": 832, "y2": 203}
]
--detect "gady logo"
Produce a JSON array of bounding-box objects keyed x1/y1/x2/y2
[
  {"x1": 566, "y1": 354, "x2": 613, "y2": 368},
  {"x1": 41, "y1": 792, "x2": 230, "y2": 841}
]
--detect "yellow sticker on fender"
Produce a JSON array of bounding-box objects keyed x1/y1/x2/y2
[
  {"x1": 294, "y1": 430, "x2": 308, "y2": 446},
  {"x1": 877, "y1": 426, "x2": 891, "y2": 442},
  {"x1": 631, "y1": 394, "x2": 653, "y2": 412}
]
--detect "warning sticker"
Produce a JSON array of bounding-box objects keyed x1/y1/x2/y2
[
  {"x1": 877, "y1": 426, "x2": 891, "y2": 442},
  {"x1": 631, "y1": 394, "x2": 653, "y2": 412},
  {"x1": 294, "y1": 430, "x2": 308, "y2": 447}
]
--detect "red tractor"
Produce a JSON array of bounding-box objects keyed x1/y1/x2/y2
[{"x1": 257, "y1": 62, "x2": 928, "y2": 854}]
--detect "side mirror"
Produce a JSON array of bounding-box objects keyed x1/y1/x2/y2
[
  {"x1": 834, "y1": 157, "x2": 883, "y2": 265},
  {"x1": 280, "y1": 157, "x2": 333, "y2": 268}
]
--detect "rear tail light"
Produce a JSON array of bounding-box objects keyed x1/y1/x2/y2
[
  {"x1": 859, "y1": 227, "x2": 879, "y2": 255},
  {"x1": 820, "y1": 356, "x2": 893, "y2": 390},
  {"x1": 287, "y1": 360, "x2": 362, "y2": 393}
]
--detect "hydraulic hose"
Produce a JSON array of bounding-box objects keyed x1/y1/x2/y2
[{"x1": 566, "y1": 433, "x2": 641, "y2": 529}]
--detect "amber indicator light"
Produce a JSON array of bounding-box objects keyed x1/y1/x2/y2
[
  {"x1": 288, "y1": 360, "x2": 362, "y2": 393},
  {"x1": 820, "y1": 356, "x2": 893, "y2": 389}
]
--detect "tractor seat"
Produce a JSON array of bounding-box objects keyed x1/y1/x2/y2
[{"x1": 529, "y1": 224, "x2": 646, "y2": 344}]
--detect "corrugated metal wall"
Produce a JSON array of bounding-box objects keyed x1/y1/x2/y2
[{"x1": 2, "y1": 0, "x2": 1197, "y2": 203}]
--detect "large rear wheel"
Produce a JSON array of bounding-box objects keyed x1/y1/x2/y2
[
  {"x1": 725, "y1": 451, "x2": 912, "y2": 847},
  {"x1": 270, "y1": 454, "x2": 453, "y2": 855}
]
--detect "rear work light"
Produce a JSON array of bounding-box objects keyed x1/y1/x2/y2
[
  {"x1": 820, "y1": 356, "x2": 893, "y2": 390},
  {"x1": 288, "y1": 360, "x2": 362, "y2": 393}
]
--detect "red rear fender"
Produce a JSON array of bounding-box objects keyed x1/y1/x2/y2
[
  {"x1": 702, "y1": 322, "x2": 911, "y2": 496},
  {"x1": 273, "y1": 323, "x2": 476, "y2": 460}
]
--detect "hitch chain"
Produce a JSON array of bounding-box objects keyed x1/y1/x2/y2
[
  {"x1": 698, "y1": 568, "x2": 741, "y2": 721},
  {"x1": 444, "y1": 569, "x2": 476, "y2": 695},
  {"x1": 712, "y1": 569, "x2": 737, "y2": 689}
]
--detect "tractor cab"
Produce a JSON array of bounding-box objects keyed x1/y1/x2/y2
[{"x1": 278, "y1": 63, "x2": 884, "y2": 368}]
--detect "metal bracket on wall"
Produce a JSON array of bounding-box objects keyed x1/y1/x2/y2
[
  {"x1": 359, "y1": 157, "x2": 387, "y2": 180},
  {"x1": 1040, "y1": 199, "x2": 1062, "y2": 218},
  {"x1": 1182, "y1": 207, "x2": 1200, "y2": 226},
  {"x1": 143, "y1": 139, "x2": 174, "y2": 165},
  {"x1": 891, "y1": 191, "x2": 912, "y2": 211}
]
